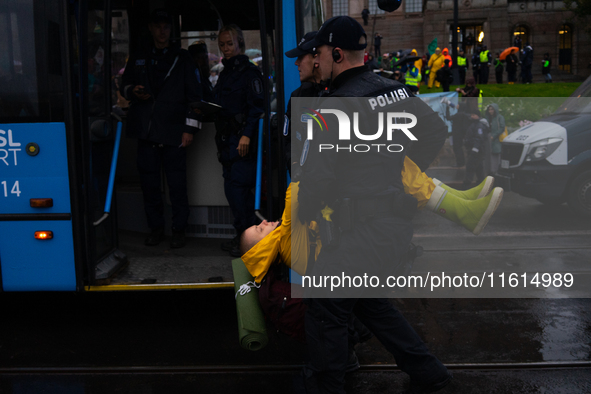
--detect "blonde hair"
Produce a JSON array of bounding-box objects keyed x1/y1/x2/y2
[{"x1": 218, "y1": 24, "x2": 245, "y2": 54}]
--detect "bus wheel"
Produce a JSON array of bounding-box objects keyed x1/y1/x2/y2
[{"x1": 567, "y1": 170, "x2": 591, "y2": 217}]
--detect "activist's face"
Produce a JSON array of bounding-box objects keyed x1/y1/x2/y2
[{"x1": 244, "y1": 220, "x2": 280, "y2": 246}]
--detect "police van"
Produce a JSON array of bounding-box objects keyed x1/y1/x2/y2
[{"x1": 498, "y1": 77, "x2": 591, "y2": 216}]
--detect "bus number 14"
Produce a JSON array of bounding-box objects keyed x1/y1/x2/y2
[{"x1": 1, "y1": 181, "x2": 21, "y2": 197}]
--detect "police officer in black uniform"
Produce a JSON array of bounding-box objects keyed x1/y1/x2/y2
[
  {"x1": 295, "y1": 16, "x2": 451, "y2": 393},
  {"x1": 213, "y1": 24, "x2": 265, "y2": 257},
  {"x1": 283, "y1": 31, "x2": 324, "y2": 176},
  {"x1": 188, "y1": 42, "x2": 214, "y2": 103},
  {"x1": 121, "y1": 9, "x2": 202, "y2": 248}
]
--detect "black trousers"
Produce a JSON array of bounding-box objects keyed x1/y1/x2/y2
[
  {"x1": 299, "y1": 217, "x2": 448, "y2": 393},
  {"x1": 303, "y1": 297, "x2": 448, "y2": 393},
  {"x1": 480, "y1": 66, "x2": 489, "y2": 84},
  {"x1": 495, "y1": 70, "x2": 503, "y2": 84},
  {"x1": 137, "y1": 140, "x2": 189, "y2": 231},
  {"x1": 464, "y1": 151, "x2": 484, "y2": 186},
  {"x1": 458, "y1": 68, "x2": 466, "y2": 85},
  {"x1": 507, "y1": 70, "x2": 517, "y2": 83},
  {"x1": 452, "y1": 128, "x2": 467, "y2": 166},
  {"x1": 222, "y1": 158, "x2": 257, "y2": 235}
]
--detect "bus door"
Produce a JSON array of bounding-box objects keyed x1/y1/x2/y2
[{"x1": 79, "y1": 0, "x2": 127, "y2": 285}]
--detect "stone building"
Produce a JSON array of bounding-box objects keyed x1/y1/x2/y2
[{"x1": 324, "y1": 0, "x2": 591, "y2": 79}]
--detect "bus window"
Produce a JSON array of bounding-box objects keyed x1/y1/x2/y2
[
  {"x1": 0, "y1": 1, "x2": 39, "y2": 121},
  {"x1": 295, "y1": 0, "x2": 324, "y2": 41},
  {"x1": 111, "y1": 10, "x2": 130, "y2": 114}
]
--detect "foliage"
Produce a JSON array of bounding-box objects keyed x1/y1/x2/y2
[
  {"x1": 482, "y1": 98, "x2": 563, "y2": 129},
  {"x1": 563, "y1": 0, "x2": 591, "y2": 33},
  {"x1": 419, "y1": 82, "x2": 582, "y2": 97}
]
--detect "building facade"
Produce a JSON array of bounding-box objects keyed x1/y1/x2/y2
[{"x1": 324, "y1": 0, "x2": 590, "y2": 78}]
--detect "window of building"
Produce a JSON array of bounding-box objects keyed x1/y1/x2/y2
[
  {"x1": 559, "y1": 24, "x2": 572, "y2": 73},
  {"x1": 332, "y1": 0, "x2": 349, "y2": 16},
  {"x1": 450, "y1": 24, "x2": 483, "y2": 54},
  {"x1": 368, "y1": 0, "x2": 386, "y2": 15},
  {"x1": 405, "y1": 0, "x2": 422, "y2": 13},
  {"x1": 512, "y1": 25, "x2": 529, "y2": 49}
]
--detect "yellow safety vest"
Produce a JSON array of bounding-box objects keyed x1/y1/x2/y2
[
  {"x1": 405, "y1": 67, "x2": 421, "y2": 86},
  {"x1": 479, "y1": 50, "x2": 489, "y2": 63},
  {"x1": 457, "y1": 56, "x2": 467, "y2": 66},
  {"x1": 478, "y1": 89, "x2": 483, "y2": 111}
]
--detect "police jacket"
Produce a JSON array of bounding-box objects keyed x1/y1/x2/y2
[
  {"x1": 464, "y1": 118, "x2": 490, "y2": 153},
  {"x1": 298, "y1": 66, "x2": 447, "y2": 219},
  {"x1": 121, "y1": 42, "x2": 203, "y2": 146},
  {"x1": 212, "y1": 54, "x2": 264, "y2": 140}
]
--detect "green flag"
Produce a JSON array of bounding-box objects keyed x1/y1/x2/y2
[{"x1": 427, "y1": 38, "x2": 438, "y2": 56}]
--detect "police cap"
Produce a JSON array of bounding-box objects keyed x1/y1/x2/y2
[
  {"x1": 301, "y1": 16, "x2": 367, "y2": 51},
  {"x1": 150, "y1": 8, "x2": 173, "y2": 25},
  {"x1": 285, "y1": 31, "x2": 318, "y2": 58}
]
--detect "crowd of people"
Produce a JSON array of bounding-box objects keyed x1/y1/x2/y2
[{"x1": 363, "y1": 38, "x2": 550, "y2": 89}]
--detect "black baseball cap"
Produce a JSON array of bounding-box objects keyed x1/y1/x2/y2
[
  {"x1": 301, "y1": 16, "x2": 367, "y2": 51},
  {"x1": 285, "y1": 31, "x2": 318, "y2": 58},
  {"x1": 150, "y1": 8, "x2": 173, "y2": 24}
]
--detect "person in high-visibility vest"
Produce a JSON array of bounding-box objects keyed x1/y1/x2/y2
[
  {"x1": 405, "y1": 64, "x2": 421, "y2": 93},
  {"x1": 479, "y1": 45, "x2": 490, "y2": 84},
  {"x1": 494, "y1": 52, "x2": 504, "y2": 84},
  {"x1": 542, "y1": 52, "x2": 552, "y2": 83},
  {"x1": 457, "y1": 49, "x2": 467, "y2": 85}
]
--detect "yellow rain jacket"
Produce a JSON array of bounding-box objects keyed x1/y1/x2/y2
[
  {"x1": 427, "y1": 48, "x2": 445, "y2": 88},
  {"x1": 241, "y1": 158, "x2": 435, "y2": 283},
  {"x1": 411, "y1": 49, "x2": 423, "y2": 73}
]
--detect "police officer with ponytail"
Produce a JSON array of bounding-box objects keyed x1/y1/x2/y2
[{"x1": 213, "y1": 24, "x2": 265, "y2": 257}]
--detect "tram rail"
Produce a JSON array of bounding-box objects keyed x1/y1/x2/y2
[{"x1": 1, "y1": 361, "x2": 590, "y2": 375}]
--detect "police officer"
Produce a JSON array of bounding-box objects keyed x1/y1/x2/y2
[
  {"x1": 457, "y1": 49, "x2": 467, "y2": 85},
  {"x1": 213, "y1": 24, "x2": 265, "y2": 257},
  {"x1": 121, "y1": 8, "x2": 202, "y2": 248},
  {"x1": 295, "y1": 16, "x2": 451, "y2": 393},
  {"x1": 471, "y1": 48, "x2": 480, "y2": 84},
  {"x1": 479, "y1": 45, "x2": 490, "y2": 84},
  {"x1": 284, "y1": 31, "x2": 323, "y2": 176},
  {"x1": 188, "y1": 42, "x2": 214, "y2": 103}
]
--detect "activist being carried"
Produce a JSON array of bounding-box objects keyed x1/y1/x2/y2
[{"x1": 241, "y1": 28, "x2": 505, "y2": 283}]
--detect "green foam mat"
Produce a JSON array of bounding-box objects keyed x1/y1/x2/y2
[{"x1": 231, "y1": 258, "x2": 268, "y2": 351}]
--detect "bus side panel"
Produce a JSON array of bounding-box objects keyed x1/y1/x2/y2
[
  {"x1": 0, "y1": 123, "x2": 71, "y2": 214},
  {"x1": 0, "y1": 122, "x2": 75, "y2": 291},
  {"x1": 0, "y1": 220, "x2": 76, "y2": 291}
]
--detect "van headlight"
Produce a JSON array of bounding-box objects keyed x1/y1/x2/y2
[{"x1": 525, "y1": 138, "x2": 563, "y2": 162}]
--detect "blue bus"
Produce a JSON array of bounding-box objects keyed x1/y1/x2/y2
[
  {"x1": 0, "y1": 0, "x2": 397, "y2": 292},
  {"x1": 0, "y1": 0, "x2": 326, "y2": 292}
]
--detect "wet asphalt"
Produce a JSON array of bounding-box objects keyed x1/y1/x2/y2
[{"x1": 1, "y1": 193, "x2": 590, "y2": 393}]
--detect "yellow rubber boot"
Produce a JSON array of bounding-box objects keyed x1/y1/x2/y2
[
  {"x1": 432, "y1": 177, "x2": 494, "y2": 200},
  {"x1": 425, "y1": 185, "x2": 504, "y2": 235}
]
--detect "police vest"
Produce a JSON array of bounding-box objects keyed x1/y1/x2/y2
[
  {"x1": 457, "y1": 56, "x2": 467, "y2": 67},
  {"x1": 405, "y1": 67, "x2": 421, "y2": 86},
  {"x1": 479, "y1": 50, "x2": 489, "y2": 63},
  {"x1": 478, "y1": 89, "x2": 483, "y2": 111}
]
